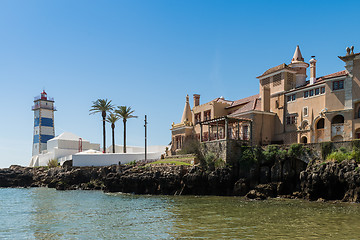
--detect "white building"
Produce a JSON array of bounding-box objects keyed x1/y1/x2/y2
[
  {"x1": 106, "y1": 145, "x2": 168, "y2": 154},
  {"x1": 71, "y1": 144, "x2": 169, "y2": 167},
  {"x1": 29, "y1": 132, "x2": 100, "y2": 167}
]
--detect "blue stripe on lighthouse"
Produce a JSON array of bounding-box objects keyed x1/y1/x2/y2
[
  {"x1": 34, "y1": 118, "x2": 40, "y2": 127},
  {"x1": 33, "y1": 135, "x2": 39, "y2": 143},
  {"x1": 40, "y1": 135, "x2": 54, "y2": 143},
  {"x1": 41, "y1": 118, "x2": 54, "y2": 127}
]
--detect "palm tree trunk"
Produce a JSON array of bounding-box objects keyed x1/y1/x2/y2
[
  {"x1": 103, "y1": 116, "x2": 106, "y2": 153},
  {"x1": 102, "y1": 111, "x2": 107, "y2": 153},
  {"x1": 112, "y1": 123, "x2": 115, "y2": 153},
  {"x1": 123, "y1": 119, "x2": 127, "y2": 153}
]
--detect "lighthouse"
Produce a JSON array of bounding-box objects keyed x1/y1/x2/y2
[{"x1": 32, "y1": 90, "x2": 56, "y2": 156}]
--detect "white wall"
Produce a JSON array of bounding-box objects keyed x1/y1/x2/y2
[
  {"x1": 29, "y1": 151, "x2": 55, "y2": 167},
  {"x1": 41, "y1": 109, "x2": 54, "y2": 118},
  {"x1": 72, "y1": 152, "x2": 162, "y2": 167},
  {"x1": 106, "y1": 145, "x2": 168, "y2": 153},
  {"x1": 47, "y1": 139, "x2": 100, "y2": 152},
  {"x1": 41, "y1": 126, "x2": 55, "y2": 135}
]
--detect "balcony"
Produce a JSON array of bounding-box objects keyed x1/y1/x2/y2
[
  {"x1": 32, "y1": 104, "x2": 57, "y2": 111},
  {"x1": 34, "y1": 95, "x2": 54, "y2": 102}
]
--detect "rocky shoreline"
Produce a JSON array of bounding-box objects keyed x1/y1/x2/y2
[{"x1": 1, "y1": 159, "x2": 360, "y2": 202}]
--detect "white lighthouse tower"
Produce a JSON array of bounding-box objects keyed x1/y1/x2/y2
[{"x1": 32, "y1": 90, "x2": 56, "y2": 155}]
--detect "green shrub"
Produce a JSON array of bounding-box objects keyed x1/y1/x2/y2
[
  {"x1": 326, "y1": 151, "x2": 350, "y2": 163},
  {"x1": 352, "y1": 140, "x2": 360, "y2": 149},
  {"x1": 238, "y1": 147, "x2": 257, "y2": 169},
  {"x1": 288, "y1": 143, "x2": 304, "y2": 158},
  {"x1": 202, "y1": 152, "x2": 225, "y2": 171},
  {"x1": 263, "y1": 145, "x2": 281, "y2": 165},
  {"x1": 214, "y1": 158, "x2": 225, "y2": 169},
  {"x1": 204, "y1": 152, "x2": 216, "y2": 171},
  {"x1": 126, "y1": 160, "x2": 137, "y2": 166},
  {"x1": 339, "y1": 146, "x2": 347, "y2": 153},
  {"x1": 47, "y1": 159, "x2": 59, "y2": 168},
  {"x1": 321, "y1": 142, "x2": 333, "y2": 160},
  {"x1": 349, "y1": 147, "x2": 360, "y2": 163}
]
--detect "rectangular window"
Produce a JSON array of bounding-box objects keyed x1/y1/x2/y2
[
  {"x1": 303, "y1": 107, "x2": 308, "y2": 117},
  {"x1": 286, "y1": 115, "x2": 297, "y2": 125},
  {"x1": 333, "y1": 80, "x2": 344, "y2": 90},
  {"x1": 339, "y1": 80, "x2": 344, "y2": 89},
  {"x1": 242, "y1": 125, "x2": 249, "y2": 140},
  {"x1": 309, "y1": 89, "x2": 314, "y2": 97},
  {"x1": 304, "y1": 91, "x2": 309, "y2": 98},
  {"x1": 321, "y1": 86, "x2": 325, "y2": 94},
  {"x1": 287, "y1": 94, "x2": 296, "y2": 102},
  {"x1": 194, "y1": 113, "x2": 201, "y2": 124},
  {"x1": 315, "y1": 88, "x2": 320, "y2": 95},
  {"x1": 204, "y1": 110, "x2": 211, "y2": 121}
]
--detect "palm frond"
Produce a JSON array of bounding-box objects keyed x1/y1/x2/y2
[
  {"x1": 115, "y1": 106, "x2": 138, "y2": 120},
  {"x1": 106, "y1": 113, "x2": 120, "y2": 124},
  {"x1": 89, "y1": 99, "x2": 114, "y2": 115}
]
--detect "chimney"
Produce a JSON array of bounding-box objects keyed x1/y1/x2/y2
[
  {"x1": 193, "y1": 94, "x2": 200, "y2": 107},
  {"x1": 261, "y1": 87, "x2": 270, "y2": 112},
  {"x1": 309, "y1": 56, "x2": 317, "y2": 85}
]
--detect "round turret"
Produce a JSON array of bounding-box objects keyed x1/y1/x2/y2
[{"x1": 289, "y1": 45, "x2": 309, "y2": 87}]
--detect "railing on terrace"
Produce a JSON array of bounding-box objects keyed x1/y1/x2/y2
[
  {"x1": 34, "y1": 95, "x2": 55, "y2": 101},
  {"x1": 32, "y1": 104, "x2": 57, "y2": 111},
  {"x1": 201, "y1": 132, "x2": 249, "y2": 142}
]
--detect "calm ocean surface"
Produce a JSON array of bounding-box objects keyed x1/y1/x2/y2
[{"x1": 1, "y1": 188, "x2": 360, "y2": 239}]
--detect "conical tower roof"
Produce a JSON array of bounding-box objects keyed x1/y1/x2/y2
[
  {"x1": 181, "y1": 95, "x2": 192, "y2": 123},
  {"x1": 291, "y1": 45, "x2": 304, "y2": 63}
]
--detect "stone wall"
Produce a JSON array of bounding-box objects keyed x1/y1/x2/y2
[
  {"x1": 201, "y1": 139, "x2": 360, "y2": 164},
  {"x1": 301, "y1": 139, "x2": 360, "y2": 160},
  {"x1": 200, "y1": 139, "x2": 248, "y2": 162}
]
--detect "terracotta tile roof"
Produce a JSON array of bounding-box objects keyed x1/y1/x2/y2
[
  {"x1": 316, "y1": 70, "x2": 347, "y2": 82},
  {"x1": 257, "y1": 63, "x2": 294, "y2": 78},
  {"x1": 227, "y1": 94, "x2": 259, "y2": 108},
  {"x1": 228, "y1": 95, "x2": 260, "y2": 116},
  {"x1": 254, "y1": 98, "x2": 261, "y2": 111}
]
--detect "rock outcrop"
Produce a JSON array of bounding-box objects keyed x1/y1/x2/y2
[
  {"x1": 300, "y1": 160, "x2": 360, "y2": 202},
  {"x1": 2, "y1": 158, "x2": 360, "y2": 203}
]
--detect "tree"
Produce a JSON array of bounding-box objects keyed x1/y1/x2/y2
[
  {"x1": 106, "y1": 113, "x2": 120, "y2": 153},
  {"x1": 89, "y1": 99, "x2": 114, "y2": 153},
  {"x1": 115, "y1": 106, "x2": 138, "y2": 153}
]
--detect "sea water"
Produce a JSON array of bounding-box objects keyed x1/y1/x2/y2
[{"x1": 1, "y1": 188, "x2": 360, "y2": 239}]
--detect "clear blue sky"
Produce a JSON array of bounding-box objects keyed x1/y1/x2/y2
[{"x1": 1, "y1": 0, "x2": 359, "y2": 167}]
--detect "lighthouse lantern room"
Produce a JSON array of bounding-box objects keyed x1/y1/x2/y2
[{"x1": 32, "y1": 90, "x2": 56, "y2": 156}]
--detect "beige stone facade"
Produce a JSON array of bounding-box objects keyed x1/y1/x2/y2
[{"x1": 171, "y1": 46, "x2": 360, "y2": 152}]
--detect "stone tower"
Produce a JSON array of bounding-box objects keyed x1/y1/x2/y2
[{"x1": 32, "y1": 90, "x2": 56, "y2": 155}]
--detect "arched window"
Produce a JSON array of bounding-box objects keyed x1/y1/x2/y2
[
  {"x1": 316, "y1": 118, "x2": 325, "y2": 129},
  {"x1": 301, "y1": 136, "x2": 308, "y2": 143},
  {"x1": 332, "y1": 115, "x2": 344, "y2": 124}
]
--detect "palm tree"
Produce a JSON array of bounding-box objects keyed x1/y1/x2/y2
[
  {"x1": 89, "y1": 99, "x2": 114, "y2": 153},
  {"x1": 106, "y1": 113, "x2": 120, "y2": 153},
  {"x1": 115, "y1": 106, "x2": 138, "y2": 153}
]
